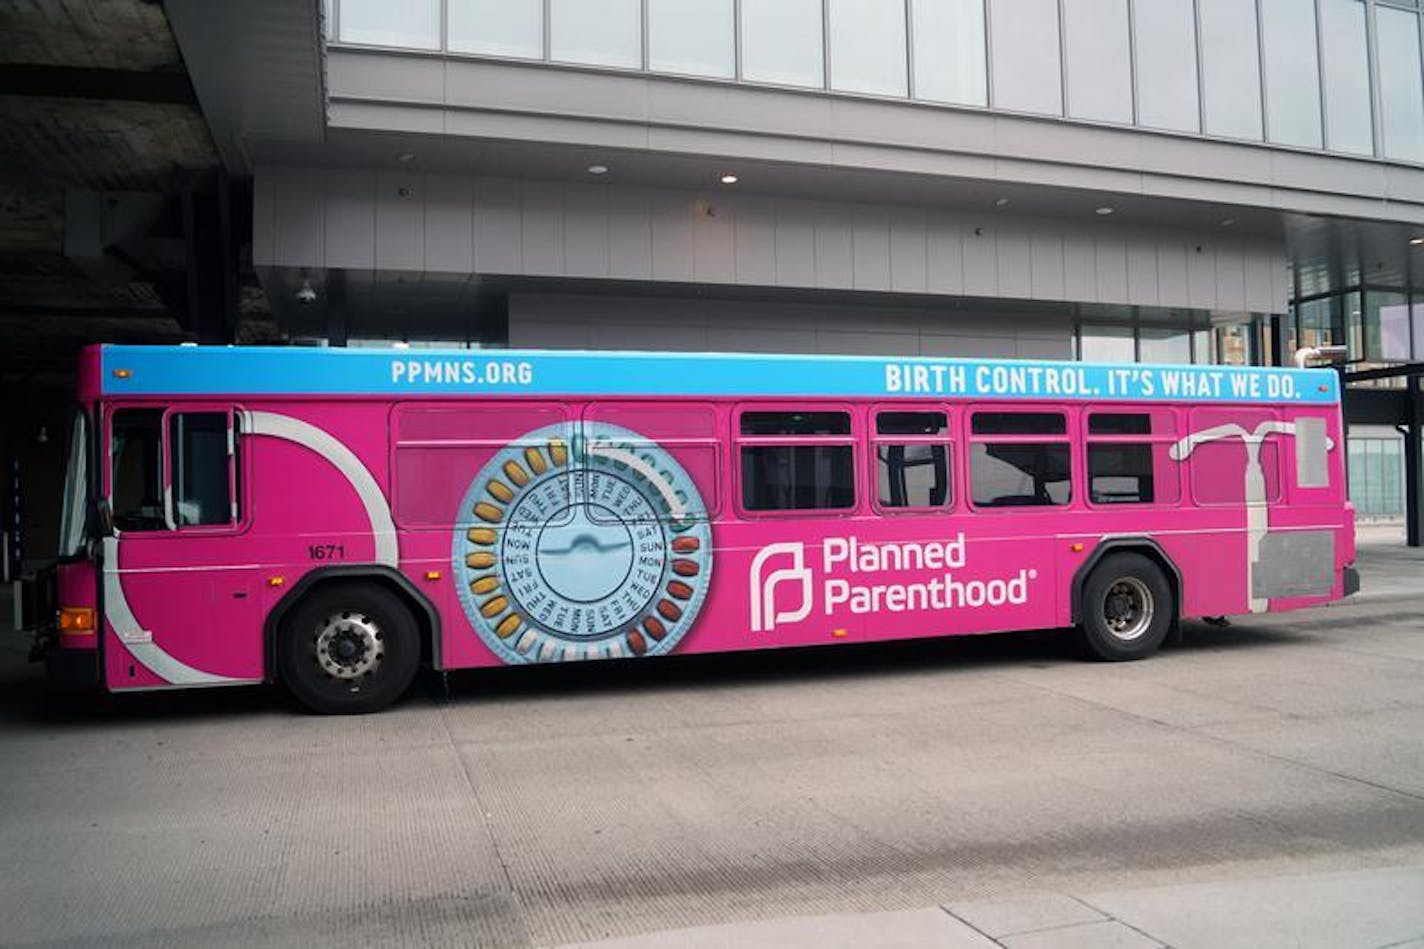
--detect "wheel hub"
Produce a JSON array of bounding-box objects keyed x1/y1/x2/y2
[
  {"x1": 314, "y1": 612, "x2": 385, "y2": 680},
  {"x1": 1102, "y1": 578, "x2": 1153, "y2": 641}
]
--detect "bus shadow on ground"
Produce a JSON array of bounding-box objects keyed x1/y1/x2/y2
[{"x1": 0, "y1": 618, "x2": 1309, "y2": 724}]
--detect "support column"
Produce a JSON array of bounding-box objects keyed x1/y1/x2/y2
[{"x1": 1406, "y1": 378, "x2": 1423, "y2": 548}]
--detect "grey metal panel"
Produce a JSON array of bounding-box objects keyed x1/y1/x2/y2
[
  {"x1": 1156, "y1": 239, "x2": 1189, "y2": 306},
  {"x1": 1214, "y1": 241, "x2": 1247, "y2": 311},
  {"x1": 1243, "y1": 248, "x2": 1280, "y2": 314},
  {"x1": 693, "y1": 195, "x2": 736, "y2": 283},
  {"x1": 706, "y1": 325, "x2": 816, "y2": 352},
  {"x1": 1254, "y1": 530, "x2": 1334, "y2": 599},
  {"x1": 321, "y1": 168, "x2": 374, "y2": 270},
  {"x1": 733, "y1": 200, "x2": 777, "y2": 286},
  {"x1": 563, "y1": 183, "x2": 610, "y2": 279},
  {"x1": 813, "y1": 204, "x2": 854, "y2": 290},
  {"x1": 1296, "y1": 417, "x2": 1329, "y2": 489},
  {"x1": 1187, "y1": 243, "x2": 1217, "y2": 309},
  {"x1": 1094, "y1": 234, "x2": 1129, "y2": 304},
  {"x1": 1029, "y1": 230, "x2": 1065, "y2": 300},
  {"x1": 1062, "y1": 232, "x2": 1097, "y2": 301},
  {"x1": 1016, "y1": 334, "x2": 1073, "y2": 359},
  {"x1": 651, "y1": 192, "x2": 694, "y2": 281},
  {"x1": 607, "y1": 186, "x2": 653, "y2": 280},
  {"x1": 329, "y1": 52, "x2": 444, "y2": 105},
  {"x1": 925, "y1": 213, "x2": 964, "y2": 294},
  {"x1": 1126, "y1": 239, "x2": 1160, "y2": 306},
  {"x1": 375, "y1": 171, "x2": 425, "y2": 272},
  {"x1": 273, "y1": 167, "x2": 327, "y2": 269},
  {"x1": 852, "y1": 207, "x2": 892, "y2": 292},
  {"x1": 962, "y1": 224, "x2": 997, "y2": 296},
  {"x1": 923, "y1": 333, "x2": 1017, "y2": 357},
  {"x1": 889, "y1": 208, "x2": 928, "y2": 294},
  {"x1": 521, "y1": 181, "x2": 565, "y2": 276},
  {"x1": 774, "y1": 201, "x2": 816, "y2": 287},
  {"x1": 423, "y1": 174, "x2": 475, "y2": 275},
  {"x1": 473, "y1": 176, "x2": 523, "y2": 274},
  {"x1": 996, "y1": 224, "x2": 1033, "y2": 299}
]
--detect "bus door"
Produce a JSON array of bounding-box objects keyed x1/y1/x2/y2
[{"x1": 101, "y1": 404, "x2": 263, "y2": 690}]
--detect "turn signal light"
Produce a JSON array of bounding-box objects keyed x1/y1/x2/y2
[
  {"x1": 58, "y1": 607, "x2": 96, "y2": 634},
  {"x1": 112, "y1": 369, "x2": 132, "y2": 379}
]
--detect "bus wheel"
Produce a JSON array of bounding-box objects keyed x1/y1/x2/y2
[
  {"x1": 1078, "y1": 553, "x2": 1173, "y2": 661},
  {"x1": 276, "y1": 583, "x2": 420, "y2": 714}
]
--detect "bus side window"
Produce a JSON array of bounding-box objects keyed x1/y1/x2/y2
[
  {"x1": 875, "y1": 410, "x2": 951, "y2": 509},
  {"x1": 169, "y1": 412, "x2": 235, "y2": 527},
  {"x1": 969, "y1": 411, "x2": 1071, "y2": 508},
  {"x1": 1085, "y1": 411, "x2": 1179, "y2": 505},
  {"x1": 739, "y1": 410, "x2": 855, "y2": 512},
  {"x1": 110, "y1": 408, "x2": 166, "y2": 532}
]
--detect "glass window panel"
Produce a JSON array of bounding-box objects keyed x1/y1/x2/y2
[
  {"x1": 1063, "y1": 0, "x2": 1132, "y2": 124},
  {"x1": 878, "y1": 443, "x2": 952, "y2": 507},
  {"x1": 971, "y1": 412, "x2": 1066, "y2": 436},
  {"x1": 742, "y1": 0, "x2": 825, "y2": 88},
  {"x1": 876, "y1": 411, "x2": 949, "y2": 436},
  {"x1": 1261, "y1": 0, "x2": 1324, "y2": 148},
  {"x1": 110, "y1": 408, "x2": 165, "y2": 532},
  {"x1": 1080, "y1": 324, "x2": 1135, "y2": 362},
  {"x1": 829, "y1": 0, "x2": 908, "y2": 95},
  {"x1": 170, "y1": 413, "x2": 233, "y2": 527},
  {"x1": 1088, "y1": 413, "x2": 1151, "y2": 435},
  {"x1": 989, "y1": 0, "x2": 1063, "y2": 115},
  {"x1": 1199, "y1": 0, "x2": 1263, "y2": 139},
  {"x1": 1365, "y1": 291, "x2": 1407, "y2": 362},
  {"x1": 911, "y1": 0, "x2": 987, "y2": 106},
  {"x1": 649, "y1": 0, "x2": 734, "y2": 77},
  {"x1": 449, "y1": 0, "x2": 544, "y2": 58},
  {"x1": 1139, "y1": 328, "x2": 1192, "y2": 364},
  {"x1": 550, "y1": 0, "x2": 642, "y2": 68},
  {"x1": 1133, "y1": 0, "x2": 1200, "y2": 132},
  {"x1": 741, "y1": 411, "x2": 852, "y2": 436},
  {"x1": 338, "y1": 0, "x2": 440, "y2": 48},
  {"x1": 1321, "y1": 0, "x2": 1375, "y2": 154},
  {"x1": 1088, "y1": 444, "x2": 1166, "y2": 504},
  {"x1": 1377, "y1": 7, "x2": 1424, "y2": 162},
  {"x1": 742, "y1": 445, "x2": 855, "y2": 510},
  {"x1": 971, "y1": 443, "x2": 1072, "y2": 506},
  {"x1": 1192, "y1": 328, "x2": 1215, "y2": 364}
]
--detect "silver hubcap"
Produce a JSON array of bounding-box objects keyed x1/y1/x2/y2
[
  {"x1": 1102, "y1": 577, "x2": 1153, "y2": 641},
  {"x1": 314, "y1": 612, "x2": 385, "y2": 680}
]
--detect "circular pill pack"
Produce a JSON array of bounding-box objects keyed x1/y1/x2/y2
[{"x1": 453, "y1": 422, "x2": 714, "y2": 664}]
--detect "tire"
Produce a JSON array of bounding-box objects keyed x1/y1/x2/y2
[
  {"x1": 276, "y1": 583, "x2": 421, "y2": 714},
  {"x1": 1077, "y1": 552, "x2": 1173, "y2": 661}
]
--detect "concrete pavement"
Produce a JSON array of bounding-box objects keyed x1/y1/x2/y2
[{"x1": 1, "y1": 532, "x2": 1422, "y2": 946}]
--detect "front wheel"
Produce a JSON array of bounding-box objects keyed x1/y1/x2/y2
[
  {"x1": 1078, "y1": 552, "x2": 1173, "y2": 661},
  {"x1": 276, "y1": 583, "x2": 421, "y2": 714}
]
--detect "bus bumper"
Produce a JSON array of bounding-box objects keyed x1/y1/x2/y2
[
  {"x1": 45, "y1": 648, "x2": 101, "y2": 689},
  {"x1": 1343, "y1": 565, "x2": 1360, "y2": 597}
]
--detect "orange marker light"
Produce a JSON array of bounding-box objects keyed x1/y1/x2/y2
[
  {"x1": 112, "y1": 369, "x2": 132, "y2": 379},
  {"x1": 268, "y1": 576, "x2": 285, "y2": 587},
  {"x1": 425, "y1": 571, "x2": 442, "y2": 581},
  {"x1": 58, "y1": 607, "x2": 96, "y2": 634},
  {"x1": 832, "y1": 628, "x2": 848, "y2": 638},
  {"x1": 1070, "y1": 543, "x2": 1084, "y2": 552}
]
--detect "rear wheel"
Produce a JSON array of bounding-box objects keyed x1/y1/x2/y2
[
  {"x1": 276, "y1": 583, "x2": 420, "y2": 714},
  {"x1": 1078, "y1": 552, "x2": 1173, "y2": 661}
]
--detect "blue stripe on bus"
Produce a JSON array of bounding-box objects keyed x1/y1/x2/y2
[{"x1": 98, "y1": 346, "x2": 1341, "y2": 405}]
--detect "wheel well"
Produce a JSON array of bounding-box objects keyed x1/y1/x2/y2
[
  {"x1": 264, "y1": 568, "x2": 440, "y2": 682},
  {"x1": 1071, "y1": 540, "x2": 1182, "y2": 626}
]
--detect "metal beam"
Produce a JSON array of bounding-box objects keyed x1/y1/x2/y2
[{"x1": 0, "y1": 64, "x2": 198, "y2": 105}]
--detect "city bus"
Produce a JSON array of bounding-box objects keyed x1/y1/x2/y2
[{"x1": 24, "y1": 344, "x2": 1357, "y2": 714}]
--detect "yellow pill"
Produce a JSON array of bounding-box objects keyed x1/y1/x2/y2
[
  {"x1": 495, "y1": 614, "x2": 522, "y2": 639},
  {"x1": 466, "y1": 552, "x2": 495, "y2": 569},
  {"x1": 487, "y1": 479, "x2": 514, "y2": 503},
  {"x1": 548, "y1": 438, "x2": 568, "y2": 466},
  {"x1": 502, "y1": 461, "x2": 529, "y2": 486},
  {"x1": 467, "y1": 527, "x2": 496, "y2": 545},
  {"x1": 470, "y1": 576, "x2": 499, "y2": 595},
  {"x1": 525, "y1": 446, "x2": 548, "y2": 474},
  {"x1": 473, "y1": 502, "x2": 504, "y2": 523},
  {"x1": 480, "y1": 595, "x2": 508, "y2": 618}
]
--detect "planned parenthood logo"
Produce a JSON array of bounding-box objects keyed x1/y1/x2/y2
[{"x1": 749, "y1": 533, "x2": 1037, "y2": 632}]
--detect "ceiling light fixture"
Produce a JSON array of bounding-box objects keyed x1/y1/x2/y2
[
  {"x1": 994, "y1": 197, "x2": 1010, "y2": 207},
  {"x1": 1220, "y1": 218, "x2": 1236, "y2": 227},
  {"x1": 1411, "y1": 237, "x2": 1424, "y2": 246},
  {"x1": 720, "y1": 173, "x2": 739, "y2": 184},
  {"x1": 1095, "y1": 206, "x2": 1114, "y2": 215},
  {"x1": 587, "y1": 164, "x2": 609, "y2": 175},
  {"x1": 396, "y1": 152, "x2": 416, "y2": 163}
]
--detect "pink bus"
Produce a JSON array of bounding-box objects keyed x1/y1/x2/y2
[{"x1": 24, "y1": 345, "x2": 1356, "y2": 713}]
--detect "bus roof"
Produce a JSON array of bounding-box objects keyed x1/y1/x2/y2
[{"x1": 93, "y1": 344, "x2": 1340, "y2": 405}]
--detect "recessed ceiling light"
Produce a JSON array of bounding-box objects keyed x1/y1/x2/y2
[
  {"x1": 587, "y1": 164, "x2": 609, "y2": 175},
  {"x1": 396, "y1": 152, "x2": 416, "y2": 163},
  {"x1": 1411, "y1": 237, "x2": 1424, "y2": 246},
  {"x1": 994, "y1": 197, "x2": 1010, "y2": 207},
  {"x1": 1220, "y1": 218, "x2": 1236, "y2": 227},
  {"x1": 720, "y1": 173, "x2": 739, "y2": 184},
  {"x1": 1095, "y1": 206, "x2": 1114, "y2": 215}
]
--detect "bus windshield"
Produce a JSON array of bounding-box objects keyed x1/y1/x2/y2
[{"x1": 57, "y1": 411, "x2": 88, "y2": 558}]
